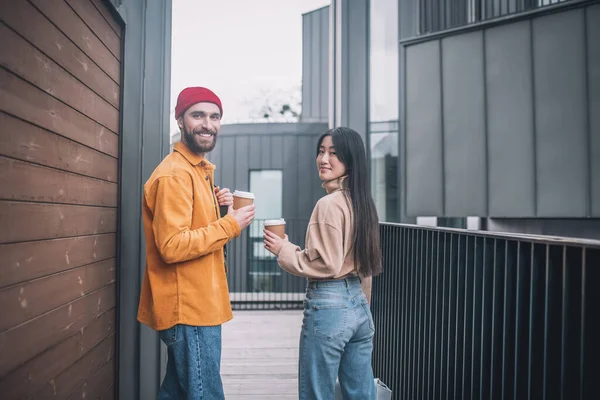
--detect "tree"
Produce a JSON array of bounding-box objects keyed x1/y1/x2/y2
[{"x1": 246, "y1": 83, "x2": 302, "y2": 123}]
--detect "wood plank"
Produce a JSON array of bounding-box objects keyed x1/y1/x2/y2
[
  {"x1": 0, "y1": 309, "x2": 116, "y2": 399},
  {"x1": 0, "y1": 157, "x2": 118, "y2": 207},
  {"x1": 99, "y1": 384, "x2": 115, "y2": 400},
  {"x1": 91, "y1": 0, "x2": 122, "y2": 37},
  {"x1": 0, "y1": 1, "x2": 119, "y2": 108},
  {"x1": 0, "y1": 284, "x2": 115, "y2": 377},
  {"x1": 222, "y1": 311, "x2": 302, "y2": 398},
  {"x1": 29, "y1": 0, "x2": 120, "y2": 82},
  {"x1": 66, "y1": 357, "x2": 114, "y2": 400},
  {"x1": 66, "y1": 0, "x2": 120, "y2": 59},
  {"x1": 0, "y1": 112, "x2": 118, "y2": 183},
  {"x1": 0, "y1": 68, "x2": 118, "y2": 158},
  {"x1": 0, "y1": 258, "x2": 116, "y2": 332},
  {"x1": 0, "y1": 233, "x2": 116, "y2": 289},
  {"x1": 33, "y1": 333, "x2": 115, "y2": 400},
  {"x1": 0, "y1": 23, "x2": 119, "y2": 133},
  {"x1": 0, "y1": 202, "x2": 117, "y2": 244}
]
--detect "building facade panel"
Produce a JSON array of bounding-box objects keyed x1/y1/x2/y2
[
  {"x1": 533, "y1": 9, "x2": 589, "y2": 217},
  {"x1": 587, "y1": 4, "x2": 600, "y2": 217},
  {"x1": 405, "y1": 40, "x2": 445, "y2": 215},
  {"x1": 441, "y1": 31, "x2": 487, "y2": 216},
  {"x1": 403, "y1": 2, "x2": 598, "y2": 219},
  {"x1": 485, "y1": 20, "x2": 536, "y2": 217},
  {"x1": 301, "y1": 7, "x2": 329, "y2": 123}
]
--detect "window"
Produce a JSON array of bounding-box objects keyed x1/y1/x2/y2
[
  {"x1": 247, "y1": 170, "x2": 284, "y2": 292},
  {"x1": 369, "y1": 0, "x2": 399, "y2": 223},
  {"x1": 249, "y1": 170, "x2": 283, "y2": 222}
]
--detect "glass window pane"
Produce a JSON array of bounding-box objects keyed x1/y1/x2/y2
[{"x1": 249, "y1": 170, "x2": 283, "y2": 236}]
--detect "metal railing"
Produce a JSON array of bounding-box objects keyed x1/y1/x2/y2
[
  {"x1": 226, "y1": 218, "x2": 309, "y2": 310},
  {"x1": 372, "y1": 223, "x2": 600, "y2": 399},
  {"x1": 418, "y1": 0, "x2": 574, "y2": 35}
]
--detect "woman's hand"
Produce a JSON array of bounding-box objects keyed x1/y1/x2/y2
[
  {"x1": 214, "y1": 186, "x2": 233, "y2": 207},
  {"x1": 263, "y1": 229, "x2": 289, "y2": 256}
]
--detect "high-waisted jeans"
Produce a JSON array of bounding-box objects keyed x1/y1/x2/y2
[{"x1": 299, "y1": 276, "x2": 376, "y2": 400}]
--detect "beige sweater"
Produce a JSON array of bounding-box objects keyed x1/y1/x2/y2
[{"x1": 277, "y1": 177, "x2": 358, "y2": 280}]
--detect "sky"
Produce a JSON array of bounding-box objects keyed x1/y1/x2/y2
[{"x1": 170, "y1": 0, "x2": 330, "y2": 131}]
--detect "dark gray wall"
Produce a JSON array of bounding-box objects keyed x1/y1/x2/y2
[
  {"x1": 207, "y1": 123, "x2": 328, "y2": 292},
  {"x1": 112, "y1": 0, "x2": 172, "y2": 399},
  {"x1": 331, "y1": 0, "x2": 370, "y2": 145},
  {"x1": 301, "y1": 6, "x2": 329, "y2": 123},
  {"x1": 404, "y1": 3, "x2": 600, "y2": 218},
  {"x1": 210, "y1": 123, "x2": 328, "y2": 219}
]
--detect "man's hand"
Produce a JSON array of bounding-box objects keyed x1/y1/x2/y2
[
  {"x1": 214, "y1": 186, "x2": 233, "y2": 207},
  {"x1": 228, "y1": 204, "x2": 255, "y2": 230}
]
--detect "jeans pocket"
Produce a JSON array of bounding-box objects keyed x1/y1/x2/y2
[
  {"x1": 313, "y1": 304, "x2": 348, "y2": 341},
  {"x1": 361, "y1": 302, "x2": 375, "y2": 332},
  {"x1": 159, "y1": 325, "x2": 179, "y2": 346}
]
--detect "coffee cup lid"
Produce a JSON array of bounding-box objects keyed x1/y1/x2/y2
[
  {"x1": 264, "y1": 219, "x2": 286, "y2": 226},
  {"x1": 233, "y1": 190, "x2": 255, "y2": 199}
]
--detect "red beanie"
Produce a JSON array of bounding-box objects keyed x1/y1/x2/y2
[{"x1": 175, "y1": 87, "x2": 223, "y2": 119}]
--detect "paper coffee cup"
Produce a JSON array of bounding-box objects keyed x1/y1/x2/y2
[
  {"x1": 233, "y1": 190, "x2": 255, "y2": 209},
  {"x1": 264, "y1": 219, "x2": 286, "y2": 238}
]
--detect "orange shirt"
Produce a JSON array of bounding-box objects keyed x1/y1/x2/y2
[{"x1": 137, "y1": 142, "x2": 241, "y2": 330}]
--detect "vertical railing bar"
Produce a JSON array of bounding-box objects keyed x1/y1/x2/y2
[
  {"x1": 462, "y1": 235, "x2": 470, "y2": 397},
  {"x1": 413, "y1": 230, "x2": 419, "y2": 399},
  {"x1": 390, "y1": 226, "x2": 395, "y2": 391},
  {"x1": 543, "y1": 244, "x2": 550, "y2": 400},
  {"x1": 560, "y1": 246, "x2": 567, "y2": 400},
  {"x1": 454, "y1": 234, "x2": 464, "y2": 400},
  {"x1": 513, "y1": 241, "x2": 522, "y2": 399},
  {"x1": 417, "y1": 229, "x2": 425, "y2": 399},
  {"x1": 447, "y1": 233, "x2": 455, "y2": 399},
  {"x1": 406, "y1": 229, "x2": 415, "y2": 400},
  {"x1": 423, "y1": 230, "x2": 428, "y2": 399},
  {"x1": 394, "y1": 226, "x2": 402, "y2": 395},
  {"x1": 579, "y1": 247, "x2": 586, "y2": 400},
  {"x1": 490, "y1": 239, "x2": 498, "y2": 400},
  {"x1": 403, "y1": 227, "x2": 411, "y2": 398},
  {"x1": 441, "y1": 232, "x2": 449, "y2": 399},
  {"x1": 433, "y1": 231, "x2": 441, "y2": 399},
  {"x1": 502, "y1": 239, "x2": 510, "y2": 400},
  {"x1": 407, "y1": 228, "x2": 415, "y2": 399},
  {"x1": 427, "y1": 230, "x2": 435, "y2": 400},
  {"x1": 479, "y1": 237, "x2": 487, "y2": 400},
  {"x1": 399, "y1": 227, "x2": 406, "y2": 397},
  {"x1": 470, "y1": 235, "x2": 478, "y2": 397},
  {"x1": 528, "y1": 242, "x2": 535, "y2": 400}
]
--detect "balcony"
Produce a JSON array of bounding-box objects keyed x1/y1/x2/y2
[{"x1": 225, "y1": 220, "x2": 600, "y2": 399}]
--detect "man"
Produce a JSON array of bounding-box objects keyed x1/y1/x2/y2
[{"x1": 137, "y1": 87, "x2": 255, "y2": 399}]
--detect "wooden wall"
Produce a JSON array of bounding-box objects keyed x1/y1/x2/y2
[{"x1": 0, "y1": 0, "x2": 121, "y2": 398}]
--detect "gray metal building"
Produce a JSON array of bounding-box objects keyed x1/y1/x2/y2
[
  {"x1": 300, "y1": 0, "x2": 600, "y2": 239},
  {"x1": 207, "y1": 122, "x2": 328, "y2": 296}
]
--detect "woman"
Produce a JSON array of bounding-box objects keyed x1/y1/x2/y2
[{"x1": 264, "y1": 127, "x2": 382, "y2": 400}]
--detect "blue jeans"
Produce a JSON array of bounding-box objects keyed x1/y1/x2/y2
[
  {"x1": 299, "y1": 277, "x2": 376, "y2": 400},
  {"x1": 157, "y1": 324, "x2": 224, "y2": 400}
]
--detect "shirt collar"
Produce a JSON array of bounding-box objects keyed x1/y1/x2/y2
[
  {"x1": 174, "y1": 142, "x2": 215, "y2": 170},
  {"x1": 322, "y1": 175, "x2": 349, "y2": 194}
]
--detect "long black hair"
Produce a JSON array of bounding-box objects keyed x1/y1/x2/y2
[{"x1": 317, "y1": 127, "x2": 382, "y2": 277}]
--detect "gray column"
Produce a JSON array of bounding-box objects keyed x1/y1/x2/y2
[
  {"x1": 329, "y1": 0, "x2": 370, "y2": 147},
  {"x1": 115, "y1": 0, "x2": 172, "y2": 399}
]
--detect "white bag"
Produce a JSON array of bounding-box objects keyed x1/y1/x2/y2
[{"x1": 334, "y1": 378, "x2": 392, "y2": 400}]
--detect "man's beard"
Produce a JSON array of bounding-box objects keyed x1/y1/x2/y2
[{"x1": 182, "y1": 124, "x2": 218, "y2": 154}]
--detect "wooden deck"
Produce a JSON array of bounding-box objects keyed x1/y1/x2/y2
[{"x1": 222, "y1": 310, "x2": 303, "y2": 399}]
